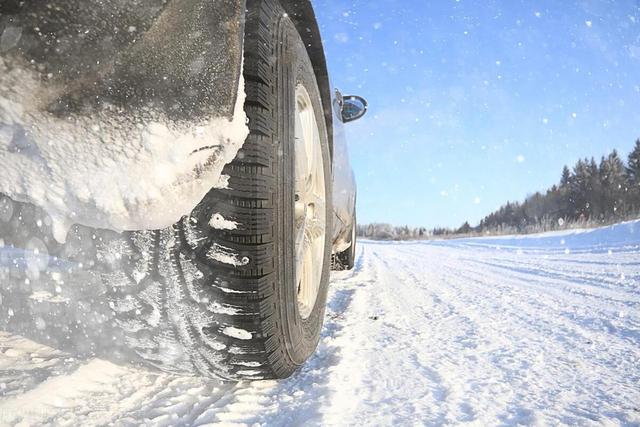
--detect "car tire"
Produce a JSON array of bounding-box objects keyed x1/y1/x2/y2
[
  {"x1": 218, "y1": 0, "x2": 332, "y2": 379},
  {"x1": 337, "y1": 212, "x2": 357, "y2": 270},
  {"x1": 93, "y1": 0, "x2": 332, "y2": 380},
  {"x1": 0, "y1": 0, "x2": 331, "y2": 381}
]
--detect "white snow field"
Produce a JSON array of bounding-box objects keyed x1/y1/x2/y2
[{"x1": 1, "y1": 220, "x2": 639, "y2": 426}]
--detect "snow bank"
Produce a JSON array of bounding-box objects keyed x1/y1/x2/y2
[
  {"x1": 0, "y1": 57, "x2": 249, "y2": 243},
  {"x1": 453, "y1": 219, "x2": 640, "y2": 251}
]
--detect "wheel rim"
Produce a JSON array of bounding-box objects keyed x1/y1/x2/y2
[{"x1": 294, "y1": 84, "x2": 326, "y2": 320}]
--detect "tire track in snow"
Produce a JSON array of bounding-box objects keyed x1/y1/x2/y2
[
  {"x1": 401, "y1": 241, "x2": 639, "y2": 424},
  {"x1": 359, "y1": 241, "x2": 640, "y2": 425}
]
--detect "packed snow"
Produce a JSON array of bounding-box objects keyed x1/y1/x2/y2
[
  {"x1": 208, "y1": 213, "x2": 239, "y2": 230},
  {"x1": 0, "y1": 57, "x2": 248, "y2": 243},
  {"x1": 0, "y1": 220, "x2": 639, "y2": 425}
]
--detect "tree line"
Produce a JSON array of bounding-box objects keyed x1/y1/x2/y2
[{"x1": 358, "y1": 139, "x2": 640, "y2": 240}]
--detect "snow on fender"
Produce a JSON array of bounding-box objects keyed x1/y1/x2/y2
[{"x1": 0, "y1": 57, "x2": 249, "y2": 243}]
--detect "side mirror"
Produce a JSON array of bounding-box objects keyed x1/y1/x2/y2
[{"x1": 341, "y1": 95, "x2": 368, "y2": 123}]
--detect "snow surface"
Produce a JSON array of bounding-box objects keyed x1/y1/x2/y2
[
  {"x1": 0, "y1": 57, "x2": 249, "y2": 243},
  {"x1": 1, "y1": 220, "x2": 639, "y2": 425}
]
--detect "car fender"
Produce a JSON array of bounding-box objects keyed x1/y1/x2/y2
[
  {"x1": 330, "y1": 91, "x2": 357, "y2": 253},
  {"x1": 0, "y1": 0, "x2": 245, "y2": 121}
]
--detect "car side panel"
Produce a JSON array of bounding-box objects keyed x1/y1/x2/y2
[{"x1": 330, "y1": 92, "x2": 357, "y2": 254}]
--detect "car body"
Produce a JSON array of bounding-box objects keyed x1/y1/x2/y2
[
  {"x1": 331, "y1": 96, "x2": 358, "y2": 255},
  {"x1": 0, "y1": 0, "x2": 362, "y2": 379},
  {"x1": 0, "y1": 0, "x2": 356, "y2": 257}
]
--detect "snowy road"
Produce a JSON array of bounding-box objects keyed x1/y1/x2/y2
[{"x1": 1, "y1": 221, "x2": 640, "y2": 426}]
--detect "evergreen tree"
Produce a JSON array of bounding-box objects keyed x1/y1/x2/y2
[
  {"x1": 627, "y1": 139, "x2": 640, "y2": 210},
  {"x1": 558, "y1": 167, "x2": 572, "y2": 219},
  {"x1": 600, "y1": 150, "x2": 627, "y2": 216},
  {"x1": 570, "y1": 159, "x2": 590, "y2": 219},
  {"x1": 560, "y1": 166, "x2": 571, "y2": 187},
  {"x1": 587, "y1": 157, "x2": 602, "y2": 219},
  {"x1": 628, "y1": 139, "x2": 640, "y2": 183},
  {"x1": 457, "y1": 221, "x2": 472, "y2": 234}
]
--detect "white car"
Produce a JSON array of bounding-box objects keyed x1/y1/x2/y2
[{"x1": 0, "y1": 0, "x2": 366, "y2": 379}]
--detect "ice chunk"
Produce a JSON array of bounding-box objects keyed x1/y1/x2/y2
[
  {"x1": 208, "y1": 213, "x2": 238, "y2": 230},
  {"x1": 222, "y1": 326, "x2": 252, "y2": 340}
]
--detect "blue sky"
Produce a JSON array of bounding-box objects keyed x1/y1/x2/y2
[{"x1": 313, "y1": 0, "x2": 640, "y2": 228}]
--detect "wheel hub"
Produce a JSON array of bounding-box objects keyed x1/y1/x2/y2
[{"x1": 294, "y1": 84, "x2": 326, "y2": 320}]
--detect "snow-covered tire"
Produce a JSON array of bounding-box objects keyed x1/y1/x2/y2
[
  {"x1": 0, "y1": 0, "x2": 330, "y2": 381},
  {"x1": 96, "y1": 0, "x2": 332, "y2": 380}
]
